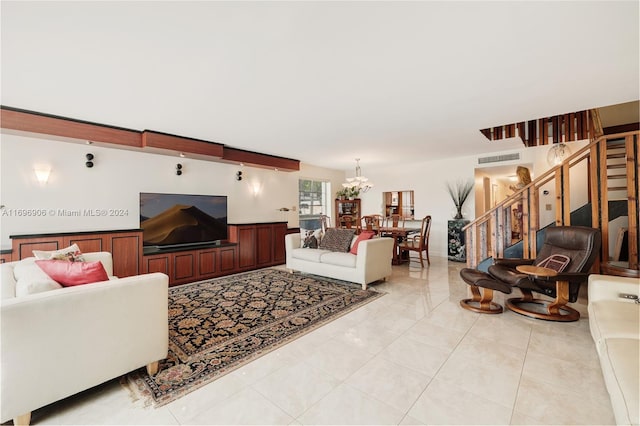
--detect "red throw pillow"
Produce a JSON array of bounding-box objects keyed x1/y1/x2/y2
[
  {"x1": 350, "y1": 231, "x2": 375, "y2": 255},
  {"x1": 35, "y1": 260, "x2": 109, "y2": 287}
]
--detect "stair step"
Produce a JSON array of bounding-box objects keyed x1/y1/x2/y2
[
  {"x1": 608, "y1": 187, "x2": 628, "y2": 191},
  {"x1": 608, "y1": 174, "x2": 627, "y2": 179},
  {"x1": 607, "y1": 164, "x2": 626, "y2": 169},
  {"x1": 607, "y1": 153, "x2": 626, "y2": 159}
]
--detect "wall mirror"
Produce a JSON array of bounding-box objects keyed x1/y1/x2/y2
[{"x1": 383, "y1": 190, "x2": 414, "y2": 219}]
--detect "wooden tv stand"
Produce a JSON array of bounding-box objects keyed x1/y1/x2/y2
[{"x1": 7, "y1": 222, "x2": 291, "y2": 286}]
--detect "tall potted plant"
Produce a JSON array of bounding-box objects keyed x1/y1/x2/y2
[{"x1": 446, "y1": 180, "x2": 473, "y2": 219}]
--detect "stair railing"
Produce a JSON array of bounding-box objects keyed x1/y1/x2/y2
[{"x1": 464, "y1": 130, "x2": 639, "y2": 274}]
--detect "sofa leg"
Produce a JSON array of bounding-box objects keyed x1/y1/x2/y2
[
  {"x1": 287, "y1": 269, "x2": 294, "y2": 274},
  {"x1": 14, "y1": 412, "x2": 31, "y2": 426},
  {"x1": 362, "y1": 283, "x2": 367, "y2": 290},
  {"x1": 146, "y1": 361, "x2": 160, "y2": 376}
]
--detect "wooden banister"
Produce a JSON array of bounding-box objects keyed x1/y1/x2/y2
[{"x1": 465, "y1": 131, "x2": 640, "y2": 276}]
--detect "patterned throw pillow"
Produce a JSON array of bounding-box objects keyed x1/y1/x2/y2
[
  {"x1": 319, "y1": 228, "x2": 356, "y2": 253},
  {"x1": 33, "y1": 243, "x2": 86, "y2": 262},
  {"x1": 300, "y1": 228, "x2": 323, "y2": 248},
  {"x1": 303, "y1": 235, "x2": 318, "y2": 249}
]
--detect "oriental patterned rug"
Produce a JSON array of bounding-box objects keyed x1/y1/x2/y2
[{"x1": 125, "y1": 268, "x2": 383, "y2": 407}]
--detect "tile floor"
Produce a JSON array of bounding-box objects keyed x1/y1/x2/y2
[{"x1": 26, "y1": 256, "x2": 615, "y2": 425}]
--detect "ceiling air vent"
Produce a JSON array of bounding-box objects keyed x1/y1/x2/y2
[{"x1": 478, "y1": 153, "x2": 520, "y2": 164}]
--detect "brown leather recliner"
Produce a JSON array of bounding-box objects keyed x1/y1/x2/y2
[{"x1": 461, "y1": 226, "x2": 601, "y2": 321}]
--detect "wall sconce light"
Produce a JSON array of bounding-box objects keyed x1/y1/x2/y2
[
  {"x1": 236, "y1": 171, "x2": 243, "y2": 181},
  {"x1": 34, "y1": 167, "x2": 51, "y2": 185},
  {"x1": 250, "y1": 181, "x2": 262, "y2": 197},
  {"x1": 176, "y1": 164, "x2": 183, "y2": 176},
  {"x1": 85, "y1": 153, "x2": 94, "y2": 168}
]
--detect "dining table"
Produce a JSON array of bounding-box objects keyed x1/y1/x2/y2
[{"x1": 378, "y1": 226, "x2": 421, "y2": 265}]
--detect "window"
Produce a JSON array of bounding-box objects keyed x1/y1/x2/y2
[{"x1": 298, "y1": 179, "x2": 331, "y2": 229}]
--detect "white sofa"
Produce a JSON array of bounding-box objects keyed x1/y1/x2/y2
[
  {"x1": 588, "y1": 274, "x2": 640, "y2": 425},
  {"x1": 1, "y1": 252, "x2": 169, "y2": 425},
  {"x1": 285, "y1": 233, "x2": 394, "y2": 289}
]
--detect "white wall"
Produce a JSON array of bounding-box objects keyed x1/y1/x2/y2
[{"x1": 0, "y1": 133, "x2": 345, "y2": 249}]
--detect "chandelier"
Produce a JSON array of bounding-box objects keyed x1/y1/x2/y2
[
  {"x1": 547, "y1": 143, "x2": 571, "y2": 166},
  {"x1": 342, "y1": 158, "x2": 374, "y2": 193}
]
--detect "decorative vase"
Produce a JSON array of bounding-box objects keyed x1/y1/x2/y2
[{"x1": 454, "y1": 209, "x2": 463, "y2": 220}]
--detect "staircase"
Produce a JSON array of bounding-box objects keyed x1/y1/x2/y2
[
  {"x1": 464, "y1": 130, "x2": 639, "y2": 277},
  {"x1": 606, "y1": 138, "x2": 629, "y2": 200}
]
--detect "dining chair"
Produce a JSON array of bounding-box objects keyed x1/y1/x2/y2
[
  {"x1": 385, "y1": 214, "x2": 405, "y2": 229},
  {"x1": 338, "y1": 215, "x2": 355, "y2": 229},
  {"x1": 380, "y1": 214, "x2": 405, "y2": 238},
  {"x1": 361, "y1": 215, "x2": 383, "y2": 233},
  {"x1": 319, "y1": 214, "x2": 331, "y2": 232},
  {"x1": 397, "y1": 215, "x2": 431, "y2": 267}
]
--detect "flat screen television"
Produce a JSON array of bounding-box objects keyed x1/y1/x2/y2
[{"x1": 140, "y1": 192, "x2": 228, "y2": 248}]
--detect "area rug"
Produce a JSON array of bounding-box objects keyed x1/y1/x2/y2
[{"x1": 125, "y1": 268, "x2": 383, "y2": 407}]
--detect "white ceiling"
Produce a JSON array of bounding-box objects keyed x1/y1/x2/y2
[{"x1": 1, "y1": 1, "x2": 638, "y2": 171}]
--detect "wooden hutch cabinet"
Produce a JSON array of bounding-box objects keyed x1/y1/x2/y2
[{"x1": 335, "y1": 199, "x2": 361, "y2": 228}]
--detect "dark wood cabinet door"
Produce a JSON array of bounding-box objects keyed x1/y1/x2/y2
[
  {"x1": 256, "y1": 225, "x2": 273, "y2": 266},
  {"x1": 237, "y1": 226, "x2": 256, "y2": 269},
  {"x1": 273, "y1": 223, "x2": 287, "y2": 264},
  {"x1": 173, "y1": 253, "x2": 196, "y2": 282},
  {"x1": 110, "y1": 234, "x2": 142, "y2": 277},
  {"x1": 144, "y1": 254, "x2": 171, "y2": 276},
  {"x1": 198, "y1": 250, "x2": 217, "y2": 277},
  {"x1": 65, "y1": 235, "x2": 106, "y2": 254},
  {"x1": 219, "y1": 246, "x2": 236, "y2": 273}
]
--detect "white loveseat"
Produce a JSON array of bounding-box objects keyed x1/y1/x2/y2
[
  {"x1": 285, "y1": 233, "x2": 394, "y2": 289},
  {"x1": 588, "y1": 274, "x2": 640, "y2": 425},
  {"x1": 1, "y1": 252, "x2": 169, "y2": 425}
]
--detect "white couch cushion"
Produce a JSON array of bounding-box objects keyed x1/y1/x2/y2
[
  {"x1": 589, "y1": 300, "x2": 640, "y2": 345},
  {"x1": 320, "y1": 252, "x2": 357, "y2": 268},
  {"x1": 291, "y1": 248, "x2": 331, "y2": 262},
  {"x1": 13, "y1": 258, "x2": 62, "y2": 297},
  {"x1": 598, "y1": 338, "x2": 639, "y2": 426}
]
